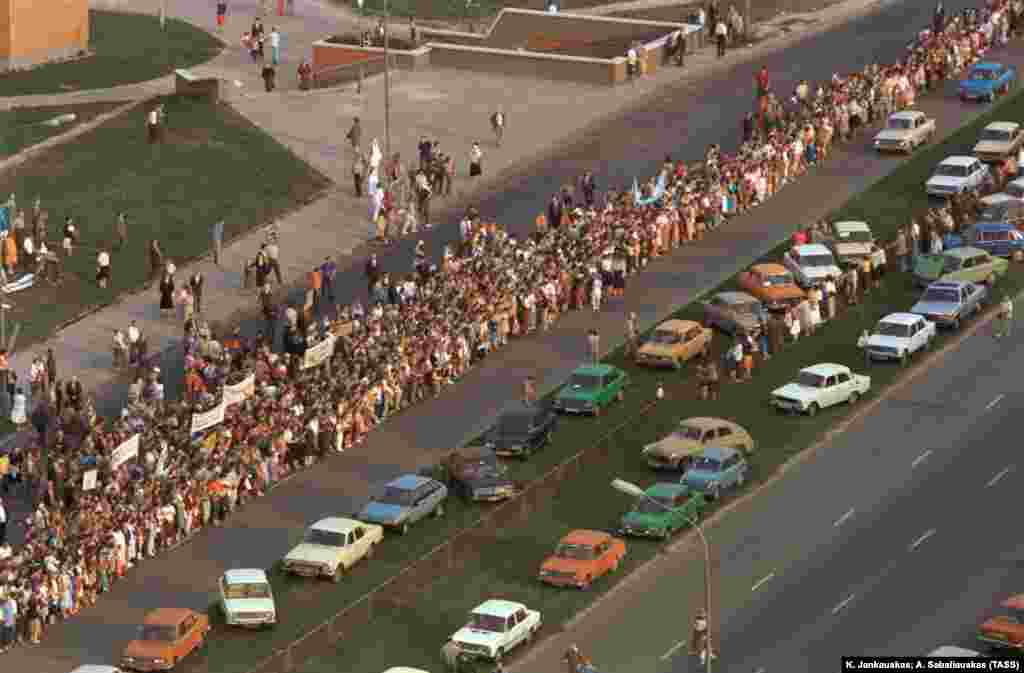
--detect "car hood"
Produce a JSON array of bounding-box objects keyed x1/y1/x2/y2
[
  {"x1": 975, "y1": 140, "x2": 1012, "y2": 154},
  {"x1": 913, "y1": 254, "x2": 946, "y2": 280},
  {"x1": 123, "y1": 640, "x2": 173, "y2": 659},
  {"x1": 638, "y1": 343, "x2": 678, "y2": 357},
  {"x1": 834, "y1": 241, "x2": 873, "y2": 258},
  {"x1": 540, "y1": 556, "x2": 588, "y2": 574},
  {"x1": 621, "y1": 510, "x2": 668, "y2": 529},
  {"x1": 558, "y1": 386, "x2": 598, "y2": 401},
  {"x1": 866, "y1": 335, "x2": 910, "y2": 350},
  {"x1": 359, "y1": 501, "x2": 407, "y2": 523},
  {"x1": 223, "y1": 597, "x2": 276, "y2": 614},
  {"x1": 926, "y1": 175, "x2": 966, "y2": 188},
  {"x1": 800, "y1": 265, "x2": 841, "y2": 281},
  {"x1": 910, "y1": 300, "x2": 958, "y2": 316},
  {"x1": 771, "y1": 382, "x2": 818, "y2": 402},
  {"x1": 452, "y1": 627, "x2": 503, "y2": 649},
  {"x1": 464, "y1": 475, "x2": 516, "y2": 491},
  {"x1": 490, "y1": 431, "x2": 534, "y2": 448},
  {"x1": 643, "y1": 437, "x2": 700, "y2": 459},
  {"x1": 285, "y1": 543, "x2": 341, "y2": 565},
  {"x1": 961, "y1": 78, "x2": 994, "y2": 89},
  {"x1": 683, "y1": 470, "x2": 718, "y2": 486},
  {"x1": 757, "y1": 284, "x2": 804, "y2": 301},
  {"x1": 875, "y1": 129, "x2": 911, "y2": 141}
]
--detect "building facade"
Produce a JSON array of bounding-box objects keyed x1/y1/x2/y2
[{"x1": 0, "y1": 0, "x2": 90, "y2": 71}]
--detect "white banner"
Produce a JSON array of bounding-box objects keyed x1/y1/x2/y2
[
  {"x1": 82, "y1": 469, "x2": 98, "y2": 491},
  {"x1": 302, "y1": 335, "x2": 336, "y2": 370},
  {"x1": 223, "y1": 373, "x2": 255, "y2": 408},
  {"x1": 111, "y1": 434, "x2": 140, "y2": 470},
  {"x1": 191, "y1": 400, "x2": 226, "y2": 434}
]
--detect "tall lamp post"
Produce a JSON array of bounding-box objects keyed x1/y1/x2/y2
[
  {"x1": 611, "y1": 478, "x2": 714, "y2": 672},
  {"x1": 383, "y1": 0, "x2": 391, "y2": 171}
]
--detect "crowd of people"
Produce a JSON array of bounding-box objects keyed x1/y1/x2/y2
[{"x1": 0, "y1": 0, "x2": 1018, "y2": 654}]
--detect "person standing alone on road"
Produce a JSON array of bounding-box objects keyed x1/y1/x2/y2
[
  {"x1": 469, "y1": 142, "x2": 483, "y2": 177},
  {"x1": 715, "y1": 18, "x2": 728, "y2": 57},
  {"x1": 490, "y1": 107, "x2": 505, "y2": 147},
  {"x1": 211, "y1": 219, "x2": 224, "y2": 267},
  {"x1": 587, "y1": 328, "x2": 600, "y2": 365},
  {"x1": 270, "y1": 27, "x2": 281, "y2": 65},
  {"x1": 624, "y1": 312, "x2": 639, "y2": 358},
  {"x1": 216, "y1": 1, "x2": 227, "y2": 32},
  {"x1": 996, "y1": 294, "x2": 1014, "y2": 338}
]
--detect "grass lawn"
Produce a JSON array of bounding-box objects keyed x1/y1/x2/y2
[
  {"x1": 0, "y1": 93, "x2": 330, "y2": 349},
  {"x1": 0, "y1": 102, "x2": 128, "y2": 157},
  {"x1": 184, "y1": 89, "x2": 1024, "y2": 673},
  {"x1": 0, "y1": 11, "x2": 222, "y2": 97}
]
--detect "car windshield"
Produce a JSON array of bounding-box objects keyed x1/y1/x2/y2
[
  {"x1": 837, "y1": 229, "x2": 872, "y2": 243},
  {"x1": 377, "y1": 486, "x2": 416, "y2": 507},
  {"x1": 305, "y1": 529, "x2": 347, "y2": 546},
  {"x1": 970, "y1": 69, "x2": 996, "y2": 80},
  {"x1": 674, "y1": 425, "x2": 703, "y2": 440},
  {"x1": 764, "y1": 273, "x2": 794, "y2": 286},
  {"x1": 224, "y1": 582, "x2": 271, "y2": 599},
  {"x1": 923, "y1": 288, "x2": 960, "y2": 303},
  {"x1": 887, "y1": 117, "x2": 912, "y2": 129},
  {"x1": 468, "y1": 613, "x2": 506, "y2": 632},
  {"x1": 981, "y1": 128, "x2": 1014, "y2": 142},
  {"x1": 635, "y1": 495, "x2": 674, "y2": 513},
  {"x1": 798, "y1": 254, "x2": 834, "y2": 267},
  {"x1": 555, "y1": 543, "x2": 598, "y2": 560},
  {"x1": 935, "y1": 164, "x2": 968, "y2": 177},
  {"x1": 140, "y1": 625, "x2": 177, "y2": 642},
  {"x1": 649, "y1": 330, "x2": 681, "y2": 344},
  {"x1": 796, "y1": 371, "x2": 827, "y2": 388},
  {"x1": 498, "y1": 414, "x2": 533, "y2": 435},
  {"x1": 942, "y1": 257, "x2": 963, "y2": 273},
  {"x1": 980, "y1": 204, "x2": 1009, "y2": 220},
  {"x1": 691, "y1": 457, "x2": 721, "y2": 471},
  {"x1": 568, "y1": 374, "x2": 602, "y2": 389},
  {"x1": 733, "y1": 301, "x2": 761, "y2": 314},
  {"x1": 874, "y1": 321, "x2": 910, "y2": 338}
]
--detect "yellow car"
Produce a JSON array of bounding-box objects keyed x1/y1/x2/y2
[
  {"x1": 642, "y1": 417, "x2": 756, "y2": 470},
  {"x1": 635, "y1": 319, "x2": 711, "y2": 370}
]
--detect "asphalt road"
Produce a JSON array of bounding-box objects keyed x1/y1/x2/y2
[
  {"x1": 513, "y1": 313, "x2": 1024, "y2": 673},
  {"x1": 6, "y1": 0, "x2": 1016, "y2": 670}
]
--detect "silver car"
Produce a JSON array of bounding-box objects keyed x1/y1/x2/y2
[{"x1": 909, "y1": 280, "x2": 986, "y2": 330}]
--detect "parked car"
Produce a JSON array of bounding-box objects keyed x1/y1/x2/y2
[
  {"x1": 357, "y1": 475, "x2": 448, "y2": 534},
  {"x1": 771, "y1": 363, "x2": 871, "y2": 416},
  {"x1": 873, "y1": 110, "x2": 935, "y2": 152},
  {"x1": 1004, "y1": 177, "x2": 1024, "y2": 200},
  {"x1": 382, "y1": 669, "x2": 431, "y2": 673},
  {"x1": 681, "y1": 446, "x2": 748, "y2": 501},
  {"x1": 538, "y1": 529, "x2": 626, "y2": 588},
  {"x1": 960, "y1": 61, "x2": 1017, "y2": 102},
  {"x1": 737, "y1": 263, "x2": 806, "y2": 310},
  {"x1": 927, "y1": 647, "x2": 981, "y2": 656},
  {"x1": 283, "y1": 517, "x2": 383, "y2": 580},
  {"x1": 912, "y1": 246, "x2": 1008, "y2": 287},
  {"x1": 441, "y1": 446, "x2": 518, "y2": 502},
  {"x1": 447, "y1": 600, "x2": 542, "y2": 661},
  {"x1": 702, "y1": 291, "x2": 765, "y2": 335},
  {"x1": 826, "y1": 220, "x2": 876, "y2": 267},
  {"x1": 635, "y1": 319, "x2": 711, "y2": 369},
  {"x1": 619, "y1": 482, "x2": 706, "y2": 538},
  {"x1": 976, "y1": 192, "x2": 1024, "y2": 228},
  {"x1": 642, "y1": 417, "x2": 755, "y2": 471},
  {"x1": 978, "y1": 595, "x2": 1024, "y2": 650},
  {"x1": 863, "y1": 312, "x2": 935, "y2": 365},
  {"x1": 552, "y1": 364, "x2": 629, "y2": 415},
  {"x1": 926, "y1": 156, "x2": 990, "y2": 198},
  {"x1": 70, "y1": 668, "x2": 126, "y2": 673},
  {"x1": 483, "y1": 405, "x2": 557, "y2": 458},
  {"x1": 219, "y1": 568, "x2": 276, "y2": 627},
  {"x1": 910, "y1": 280, "x2": 987, "y2": 330},
  {"x1": 121, "y1": 608, "x2": 210, "y2": 672},
  {"x1": 974, "y1": 121, "x2": 1024, "y2": 163},
  {"x1": 783, "y1": 243, "x2": 842, "y2": 289},
  {"x1": 946, "y1": 221, "x2": 1024, "y2": 258}
]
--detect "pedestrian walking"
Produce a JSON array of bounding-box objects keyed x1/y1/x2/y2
[
  {"x1": 715, "y1": 19, "x2": 728, "y2": 57},
  {"x1": 308, "y1": 265, "x2": 322, "y2": 312},
  {"x1": 320, "y1": 256, "x2": 337, "y2": 305},
  {"x1": 112, "y1": 329, "x2": 128, "y2": 369},
  {"x1": 346, "y1": 118, "x2": 362, "y2": 153},
  {"x1": 469, "y1": 142, "x2": 483, "y2": 177},
  {"x1": 270, "y1": 27, "x2": 281, "y2": 65},
  {"x1": 587, "y1": 328, "x2": 600, "y2": 364},
  {"x1": 216, "y1": 0, "x2": 227, "y2": 31},
  {"x1": 995, "y1": 294, "x2": 1014, "y2": 338},
  {"x1": 624, "y1": 311, "x2": 639, "y2": 357},
  {"x1": 190, "y1": 271, "x2": 205, "y2": 314},
  {"x1": 114, "y1": 211, "x2": 128, "y2": 250},
  {"x1": 353, "y1": 151, "x2": 367, "y2": 197},
  {"x1": 590, "y1": 273, "x2": 603, "y2": 311},
  {"x1": 626, "y1": 44, "x2": 639, "y2": 82},
  {"x1": 261, "y1": 62, "x2": 276, "y2": 92},
  {"x1": 265, "y1": 235, "x2": 283, "y2": 284},
  {"x1": 96, "y1": 246, "x2": 111, "y2": 288},
  {"x1": 490, "y1": 107, "x2": 505, "y2": 147},
  {"x1": 522, "y1": 376, "x2": 537, "y2": 405},
  {"x1": 211, "y1": 219, "x2": 224, "y2": 267}
]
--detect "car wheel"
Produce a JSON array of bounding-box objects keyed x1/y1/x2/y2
[
  {"x1": 496, "y1": 647, "x2": 505, "y2": 661},
  {"x1": 434, "y1": 503, "x2": 445, "y2": 518},
  {"x1": 400, "y1": 522, "x2": 410, "y2": 535},
  {"x1": 806, "y1": 403, "x2": 819, "y2": 417},
  {"x1": 848, "y1": 391, "x2": 860, "y2": 405}
]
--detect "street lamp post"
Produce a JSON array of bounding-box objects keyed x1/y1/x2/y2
[
  {"x1": 0, "y1": 302, "x2": 11, "y2": 348},
  {"x1": 383, "y1": 0, "x2": 391, "y2": 171},
  {"x1": 611, "y1": 478, "x2": 714, "y2": 672}
]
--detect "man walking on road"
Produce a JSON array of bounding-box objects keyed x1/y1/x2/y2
[
  {"x1": 996, "y1": 294, "x2": 1014, "y2": 338},
  {"x1": 624, "y1": 312, "x2": 639, "y2": 358},
  {"x1": 346, "y1": 118, "x2": 362, "y2": 152},
  {"x1": 270, "y1": 27, "x2": 281, "y2": 65},
  {"x1": 216, "y1": 1, "x2": 228, "y2": 32},
  {"x1": 265, "y1": 235, "x2": 283, "y2": 284},
  {"x1": 211, "y1": 220, "x2": 224, "y2": 267},
  {"x1": 587, "y1": 328, "x2": 600, "y2": 365},
  {"x1": 490, "y1": 107, "x2": 505, "y2": 147},
  {"x1": 320, "y1": 256, "x2": 337, "y2": 305},
  {"x1": 715, "y1": 19, "x2": 728, "y2": 57}
]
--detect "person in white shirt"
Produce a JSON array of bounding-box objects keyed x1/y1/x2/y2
[
  {"x1": 626, "y1": 46, "x2": 638, "y2": 81},
  {"x1": 715, "y1": 20, "x2": 728, "y2": 57},
  {"x1": 0, "y1": 498, "x2": 6, "y2": 546},
  {"x1": 270, "y1": 28, "x2": 281, "y2": 65},
  {"x1": 96, "y1": 248, "x2": 111, "y2": 288}
]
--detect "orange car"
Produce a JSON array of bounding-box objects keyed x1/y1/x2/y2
[
  {"x1": 121, "y1": 608, "x2": 210, "y2": 671},
  {"x1": 978, "y1": 595, "x2": 1024, "y2": 650},
  {"x1": 538, "y1": 529, "x2": 626, "y2": 589},
  {"x1": 736, "y1": 263, "x2": 805, "y2": 310}
]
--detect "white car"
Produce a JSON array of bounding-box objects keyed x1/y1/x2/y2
[
  {"x1": 827, "y1": 221, "x2": 876, "y2": 266},
  {"x1": 926, "y1": 156, "x2": 990, "y2": 198},
  {"x1": 282, "y1": 517, "x2": 384, "y2": 582},
  {"x1": 219, "y1": 568, "x2": 277, "y2": 627},
  {"x1": 447, "y1": 599, "x2": 542, "y2": 661},
  {"x1": 782, "y1": 243, "x2": 842, "y2": 288},
  {"x1": 382, "y1": 669, "x2": 431, "y2": 673},
  {"x1": 771, "y1": 363, "x2": 871, "y2": 416},
  {"x1": 69, "y1": 667, "x2": 125, "y2": 673},
  {"x1": 927, "y1": 646, "x2": 981, "y2": 656},
  {"x1": 863, "y1": 312, "x2": 936, "y2": 365},
  {"x1": 973, "y1": 121, "x2": 1024, "y2": 163},
  {"x1": 873, "y1": 110, "x2": 935, "y2": 152}
]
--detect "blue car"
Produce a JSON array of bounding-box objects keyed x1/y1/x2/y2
[
  {"x1": 944, "y1": 221, "x2": 1024, "y2": 258},
  {"x1": 357, "y1": 474, "x2": 448, "y2": 534},
  {"x1": 960, "y1": 62, "x2": 1016, "y2": 102},
  {"x1": 680, "y1": 446, "x2": 748, "y2": 501}
]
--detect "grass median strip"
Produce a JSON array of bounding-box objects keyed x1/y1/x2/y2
[{"x1": 190, "y1": 89, "x2": 1024, "y2": 673}]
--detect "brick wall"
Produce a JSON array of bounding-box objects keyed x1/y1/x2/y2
[
  {"x1": 0, "y1": 0, "x2": 89, "y2": 70},
  {"x1": 428, "y1": 44, "x2": 620, "y2": 85},
  {"x1": 312, "y1": 41, "x2": 429, "y2": 72}
]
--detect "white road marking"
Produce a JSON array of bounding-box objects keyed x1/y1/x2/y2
[
  {"x1": 661, "y1": 639, "x2": 687, "y2": 660},
  {"x1": 834, "y1": 508, "x2": 855, "y2": 527},
  {"x1": 987, "y1": 466, "x2": 1012, "y2": 488},
  {"x1": 751, "y1": 572, "x2": 776, "y2": 592},
  {"x1": 986, "y1": 394, "x2": 1005, "y2": 411},
  {"x1": 911, "y1": 449, "x2": 933, "y2": 468},
  {"x1": 832, "y1": 594, "x2": 856, "y2": 615},
  {"x1": 909, "y1": 529, "x2": 937, "y2": 551}
]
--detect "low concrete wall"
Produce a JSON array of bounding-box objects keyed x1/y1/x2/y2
[
  {"x1": 312, "y1": 40, "x2": 430, "y2": 72},
  {"x1": 428, "y1": 43, "x2": 623, "y2": 85}
]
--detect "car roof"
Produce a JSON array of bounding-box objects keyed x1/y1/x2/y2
[
  {"x1": 560, "y1": 529, "x2": 612, "y2": 546},
  {"x1": 750, "y1": 262, "x2": 787, "y2": 274},
  {"x1": 700, "y1": 446, "x2": 739, "y2": 461},
  {"x1": 70, "y1": 667, "x2": 125, "y2": 673},
  {"x1": 386, "y1": 474, "x2": 431, "y2": 491},
  {"x1": 928, "y1": 280, "x2": 971, "y2": 291},
  {"x1": 143, "y1": 608, "x2": 194, "y2": 626},
  {"x1": 878, "y1": 312, "x2": 923, "y2": 326},
  {"x1": 939, "y1": 155, "x2": 977, "y2": 166},
  {"x1": 944, "y1": 246, "x2": 988, "y2": 259},
  {"x1": 982, "y1": 193, "x2": 1016, "y2": 205},
  {"x1": 311, "y1": 517, "x2": 365, "y2": 534},
  {"x1": 656, "y1": 319, "x2": 700, "y2": 332},
  {"x1": 223, "y1": 568, "x2": 269, "y2": 585},
  {"x1": 801, "y1": 363, "x2": 850, "y2": 377},
  {"x1": 473, "y1": 599, "x2": 526, "y2": 618},
  {"x1": 572, "y1": 363, "x2": 619, "y2": 376},
  {"x1": 680, "y1": 417, "x2": 741, "y2": 430},
  {"x1": 972, "y1": 61, "x2": 1004, "y2": 70},
  {"x1": 646, "y1": 482, "x2": 690, "y2": 498},
  {"x1": 382, "y1": 669, "x2": 432, "y2": 673},
  {"x1": 833, "y1": 220, "x2": 870, "y2": 231},
  {"x1": 927, "y1": 646, "x2": 979, "y2": 656},
  {"x1": 985, "y1": 121, "x2": 1019, "y2": 132},
  {"x1": 974, "y1": 221, "x2": 1016, "y2": 231},
  {"x1": 713, "y1": 291, "x2": 759, "y2": 304},
  {"x1": 890, "y1": 110, "x2": 922, "y2": 121},
  {"x1": 793, "y1": 243, "x2": 832, "y2": 255}
]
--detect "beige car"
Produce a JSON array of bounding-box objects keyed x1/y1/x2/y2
[
  {"x1": 282, "y1": 517, "x2": 384, "y2": 582},
  {"x1": 635, "y1": 319, "x2": 711, "y2": 370},
  {"x1": 873, "y1": 110, "x2": 935, "y2": 153},
  {"x1": 973, "y1": 121, "x2": 1024, "y2": 163},
  {"x1": 641, "y1": 417, "x2": 755, "y2": 471}
]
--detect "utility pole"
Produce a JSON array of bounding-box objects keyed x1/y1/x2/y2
[
  {"x1": 0, "y1": 303, "x2": 10, "y2": 348},
  {"x1": 745, "y1": 0, "x2": 751, "y2": 42},
  {"x1": 384, "y1": 0, "x2": 391, "y2": 174},
  {"x1": 160, "y1": 0, "x2": 166, "y2": 30}
]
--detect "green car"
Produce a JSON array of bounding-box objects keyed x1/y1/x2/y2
[
  {"x1": 552, "y1": 364, "x2": 629, "y2": 416},
  {"x1": 912, "y1": 246, "x2": 1008, "y2": 287},
  {"x1": 619, "y1": 483, "x2": 705, "y2": 540}
]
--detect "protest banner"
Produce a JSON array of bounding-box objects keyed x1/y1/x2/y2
[
  {"x1": 223, "y1": 373, "x2": 256, "y2": 408},
  {"x1": 82, "y1": 469, "x2": 98, "y2": 491},
  {"x1": 302, "y1": 334, "x2": 336, "y2": 369},
  {"x1": 111, "y1": 434, "x2": 140, "y2": 469},
  {"x1": 191, "y1": 400, "x2": 226, "y2": 434}
]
